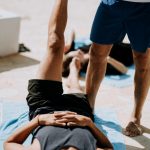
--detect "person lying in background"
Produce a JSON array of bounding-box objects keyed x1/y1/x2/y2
[
  {"x1": 63, "y1": 32, "x2": 133, "y2": 78},
  {"x1": 4, "y1": 0, "x2": 113, "y2": 150}
]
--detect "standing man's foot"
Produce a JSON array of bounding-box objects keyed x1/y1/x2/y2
[
  {"x1": 66, "y1": 50, "x2": 84, "y2": 60},
  {"x1": 124, "y1": 117, "x2": 143, "y2": 137}
]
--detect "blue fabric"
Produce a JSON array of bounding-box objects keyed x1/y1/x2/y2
[
  {"x1": 80, "y1": 65, "x2": 135, "y2": 88},
  {"x1": 0, "y1": 101, "x2": 126, "y2": 150},
  {"x1": 102, "y1": 0, "x2": 117, "y2": 5},
  {"x1": 94, "y1": 109, "x2": 126, "y2": 150},
  {"x1": 0, "y1": 112, "x2": 32, "y2": 148},
  {"x1": 74, "y1": 37, "x2": 92, "y2": 49},
  {"x1": 0, "y1": 102, "x2": 31, "y2": 149},
  {"x1": 104, "y1": 65, "x2": 135, "y2": 88},
  {"x1": 91, "y1": 1, "x2": 150, "y2": 52}
]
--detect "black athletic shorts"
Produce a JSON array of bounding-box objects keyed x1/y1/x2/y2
[
  {"x1": 26, "y1": 79, "x2": 94, "y2": 121},
  {"x1": 91, "y1": 0, "x2": 150, "y2": 52}
]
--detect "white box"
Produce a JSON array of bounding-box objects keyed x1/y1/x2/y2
[{"x1": 0, "y1": 9, "x2": 21, "y2": 57}]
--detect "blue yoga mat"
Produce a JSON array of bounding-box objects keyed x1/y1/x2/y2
[
  {"x1": 0, "y1": 101, "x2": 126, "y2": 150},
  {"x1": 103, "y1": 65, "x2": 135, "y2": 88}
]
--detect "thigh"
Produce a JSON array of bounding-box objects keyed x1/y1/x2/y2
[
  {"x1": 26, "y1": 79, "x2": 63, "y2": 120},
  {"x1": 126, "y1": 3, "x2": 150, "y2": 52},
  {"x1": 132, "y1": 48, "x2": 150, "y2": 68},
  {"x1": 37, "y1": 36, "x2": 64, "y2": 82},
  {"x1": 90, "y1": 2, "x2": 126, "y2": 45}
]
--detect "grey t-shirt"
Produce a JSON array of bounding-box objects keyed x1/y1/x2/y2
[{"x1": 33, "y1": 126, "x2": 97, "y2": 150}]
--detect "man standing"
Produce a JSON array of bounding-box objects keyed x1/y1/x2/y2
[{"x1": 86, "y1": 0, "x2": 150, "y2": 137}]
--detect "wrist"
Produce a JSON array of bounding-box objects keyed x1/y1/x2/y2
[
  {"x1": 34, "y1": 115, "x2": 40, "y2": 126},
  {"x1": 87, "y1": 118, "x2": 93, "y2": 128}
]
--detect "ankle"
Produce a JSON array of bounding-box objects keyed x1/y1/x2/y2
[{"x1": 131, "y1": 114, "x2": 142, "y2": 125}]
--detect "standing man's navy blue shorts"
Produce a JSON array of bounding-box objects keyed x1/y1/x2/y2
[{"x1": 90, "y1": 0, "x2": 150, "y2": 52}]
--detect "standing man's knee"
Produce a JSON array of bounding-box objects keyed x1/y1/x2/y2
[
  {"x1": 133, "y1": 48, "x2": 150, "y2": 70},
  {"x1": 89, "y1": 43, "x2": 112, "y2": 63}
]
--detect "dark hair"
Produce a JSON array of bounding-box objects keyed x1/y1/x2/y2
[{"x1": 62, "y1": 56, "x2": 73, "y2": 77}]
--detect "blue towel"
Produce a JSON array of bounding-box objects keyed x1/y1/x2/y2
[
  {"x1": 0, "y1": 101, "x2": 126, "y2": 150},
  {"x1": 74, "y1": 37, "x2": 92, "y2": 49},
  {"x1": 104, "y1": 65, "x2": 135, "y2": 88},
  {"x1": 94, "y1": 109, "x2": 126, "y2": 150}
]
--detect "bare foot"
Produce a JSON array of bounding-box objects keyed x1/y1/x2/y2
[
  {"x1": 124, "y1": 122, "x2": 143, "y2": 137},
  {"x1": 67, "y1": 50, "x2": 84, "y2": 61},
  {"x1": 62, "y1": 50, "x2": 84, "y2": 77}
]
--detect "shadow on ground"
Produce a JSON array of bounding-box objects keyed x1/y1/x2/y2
[
  {"x1": 126, "y1": 145, "x2": 145, "y2": 150},
  {"x1": 0, "y1": 54, "x2": 40, "y2": 73},
  {"x1": 122, "y1": 124, "x2": 150, "y2": 150},
  {"x1": 126, "y1": 134, "x2": 150, "y2": 150}
]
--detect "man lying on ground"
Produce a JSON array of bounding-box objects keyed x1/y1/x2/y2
[{"x1": 4, "y1": 0, "x2": 113, "y2": 150}]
